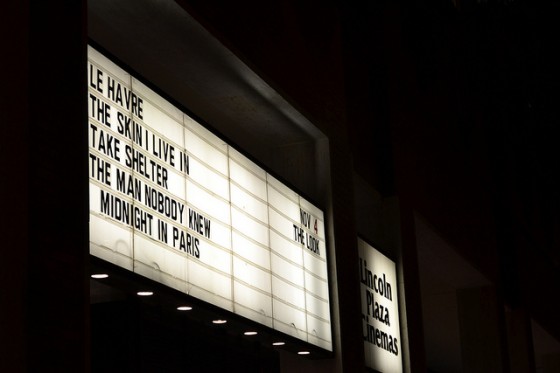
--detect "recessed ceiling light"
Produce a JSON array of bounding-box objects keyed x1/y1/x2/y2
[
  {"x1": 244, "y1": 331, "x2": 257, "y2": 336},
  {"x1": 137, "y1": 291, "x2": 153, "y2": 296},
  {"x1": 177, "y1": 306, "x2": 192, "y2": 311},
  {"x1": 212, "y1": 319, "x2": 227, "y2": 324},
  {"x1": 272, "y1": 342, "x2": 285, "y2": 346},
  {"x1": 298, "y1": 351, "x2": 310, "y2": 355},
  {"x1": 91, "y1": 274, "x2": 109, "y2": 279}
]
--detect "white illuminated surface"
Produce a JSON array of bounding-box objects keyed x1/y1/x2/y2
[
  {"x1": 358, "y1": 238, "x2": 403, "y2": 373},
  {"x1": 88, "y1": 45, "x2": 332, "y2": 351},
  {"x1": 91, "y1": 273, "x2": 109, "y2": 279}
]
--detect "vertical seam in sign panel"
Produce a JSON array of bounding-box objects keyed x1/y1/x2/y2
[
  {"x1": 266, "y1": 173, "x2": 275, "y2": 332},
  {"x1": 227, "y1": 145, "x2": 235, "y2": 314},
  {"x1": 182, "y1": 113, "x2": 189, "y2": 295},
  {"x1": 300, "y1": 196, "x2": 309, "y2": 344},
  {"x1": 129, "y1": 73, "x2": 135, "y2": 269}
]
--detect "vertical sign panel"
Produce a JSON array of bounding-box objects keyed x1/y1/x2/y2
[
  {"x1": 229, "y1": 149, "x2": 273, "y2": 327},
  {"x1": 358, "y1": 238, "x2": 402, "y2": 372},
  {"x1": 300, "y1": 198, "x2": 330, "y2": 350},
  {"x1": 88, "y1": 45, "x2": 332, "y2": 350},
  {"x1": 267, "y1": 175, "x2": 306, "y2": 340},
  {"x1": 88, "y1": 48, "x2": 134, "y2": 272}
]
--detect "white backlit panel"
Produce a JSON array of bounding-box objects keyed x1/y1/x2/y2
[
  {"x1": 89, "y1": 213, "x2": 133, "y2": 271},
  {"x1": 186, "y1": 181, "x2": 230, "y2": 225},
  {"x1": 231, "y1": 232, "x2": 270, "y2": 270},
  {"x1": 271, "y1": 253, "x2": 305, "y2": 288},
  {"x1": 196, "y1": 240, "x2": 232, "y2": 275},
  {"x1": 272, "y1": 275, "x2": 305, "y2": 308},
  {"x1": 134, "y1": 235, "x2": 188, "y2": 294},
  {"x1": 272, "y1": 298, "x2": 307, "y2": 339},
  {"x1": 303, "y1": 251, "x2": 328, "y2": 280},
  {"x1": 233, "y1": 281, "x2": 273, "y2": 327},
  {"x1": 188, "y1": 259, "x2": 232, "y2": 308},
  {"x1": 88, "y1": 45, "x2": 332, "y2": 351},
  {"x1": 135, "y1": 126, "x2": 186, "y2": 198},
  {"x1": 358, "y1": 238, "x2": 403, "y2": 372},
  {"x1": 230, "y1": 183, "x2": 268, "y2": 222},
  {"x1": 307, "y1": 314, "x2": 332, "y2": 350},
  {"x1": 304, "y1": 272, "x2": 330, "y2": 300},
  {"x1": 267, "y1": 174, "x2": 299, "y2": 203},
  {"x1": 232, "y1": 256, "x2": 271, "y2": 293},
  {"x1": 184, "y1": 116, "x2": 228, "y2": 157},
  {"x1": 184, "y1": 128, "x2": 228, "y2": 176},
  {"x1": 88, "y1": 47, "x2": 129, "y2": 89},
  {"x1": 132, "y1": 78, "x2": 184, "y2": 143},
  {"x1": 268, "y1": 210, "x2": 296, "y2": 241},
  {"x1": 88, "y1": 108, "x2": 131, "y2": 170},
  {"x1": 306, "y1": 294, "x2": 330, "y2": 321},
  {"x1": 229, "y1": 156, "x2": 267, "y2": 202},
  {"x1": 231, "y1": 208, "x2": 268, "y2": 247},
  {"x1": 188, "y1": 157, "x2": 229, "y2": 199},
  {"x1": 267, "y1": 184, "x2": 300, "y2": 222},
  {"x1": 201, "y1": 218, "x2": 231, "y2": 252},
  {"x1": 269, "y1": 229, "x2": 303, "y2": 265}
]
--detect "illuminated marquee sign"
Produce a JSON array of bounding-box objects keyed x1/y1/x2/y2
[
  {"x1": 358, "y1": 238, "x2": 402, "y2": 372},
  {"x1": 88, "y1": 46, "x2": 331, "y2": 350}
]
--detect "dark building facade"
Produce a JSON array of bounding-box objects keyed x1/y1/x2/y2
[{"x1": 3, "y1": 0, "x2": 559, "y2": 372}]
